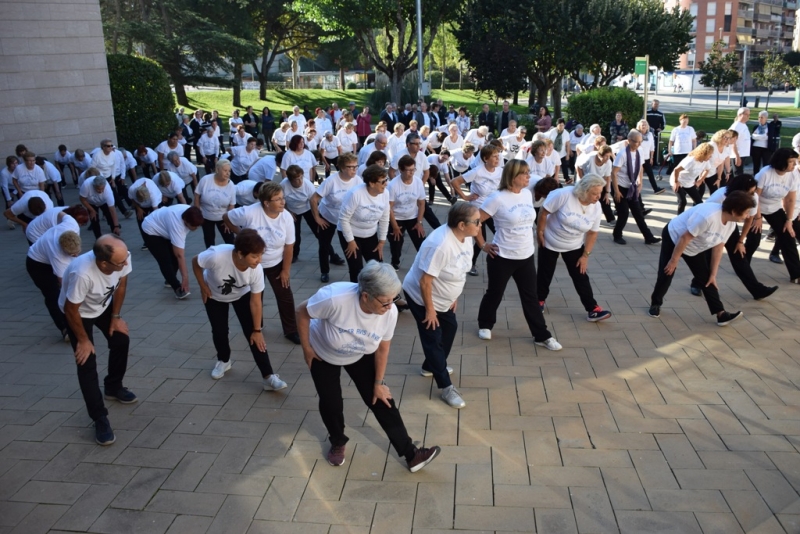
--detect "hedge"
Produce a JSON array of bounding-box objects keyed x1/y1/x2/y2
[
  {"x1": 565, "y1": 87, "x2": 644, "y2": 141},
  {"x1": 107, "y1": 54, "x2": 176, "y2": 149}
]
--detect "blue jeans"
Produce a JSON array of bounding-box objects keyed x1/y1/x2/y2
[{"x1": 405, "y1": 295, "x2": 457, "y2": 389}]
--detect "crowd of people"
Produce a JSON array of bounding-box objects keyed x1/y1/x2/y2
[{"x1": 4, "y1": 95, "x2": 800, "y2": 472}]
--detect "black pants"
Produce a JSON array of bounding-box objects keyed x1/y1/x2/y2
[
  {"x1": 262, "y1": 262, "x2": 297, "y2": 336},
  {"x1": 428, "y1": 166, "x2": 454, "y2": 204},
  {"x1": 46, "y1": 182, "x2": 65, "y2": 207},
  {"x1": 138, "y1": 162, "x2": 154, "y2": 179},
  {"x1": 405, "y1": 295, "x2": 456, "y2": 389},
  {"x1": 144, "y1": 233, "x2": 181, "y2": 289},
  {"x1": 613, "y1": 187, "x2": 655, "y2": 241},
  {"x1": 751, "y1": 146, "x2": 773, "y2": 175},
  {"x1": 770, "y1": 217, "x2": 800, "y2": 255},
  {"x1": 390, "y1": 219, "x2": 426, "y2": 267},
  {"x1": 734, "y1": 156, "x2": 751, "y2": 176},
  {"x1": 477, "y1": 254, "x2": 553, "y2": 341},
  {"x1": 204, "y1": 293, "x2": 273, "y2": 376},
  {"x1": 202, "y1": 218, "x2": 234, "y2": 248},
  {"x1": 643, "y1": 159, "x2": 659, "y2": 192},
  {"x1": 231, "y1": 172, "x2": 247, "y2": 185},
  {"x1": 561, "y1": 156, "x2": 570, "y2": 183},
  {"x1": 309, "y1": 352, "x2": 414, "y2": 460},
  {"x1": 472, "y1": 217, "x2": 496, "y2": 266},
  {"x1": 537, "y1": 246, "x2": 597, "y2": 312},
  {"x1": 108, "y1": 176, "x2": 131, "y2": 213},
  {"x1": 264, "y1": 130, "x2": 275, "y2": 151},
  {"x1": 293, "y1": 210, "x2": 335, "y2": 261},
  {"x1": 650, "y1": 225, "x2": 724, "y2": 315},
  {"x1": 600, "y1": 190, "x2": 615, "y2": 222},
  {"x1": 183, "y1": 143, "x2": 193, "y2": 161},
  {"x1": 26, "y1": 257, "x2": 67, "y2": 333},
  {"x1": 699, "y1": 175, "x2": 721, "y2": 198},
  {"x1": 691, "y1": 225, "x2": 771, "y2": 298},
  {"x1": 764, "y1": 210, "x2": 800, "y2": 280},
  {"x1": 203, "y1": 155, "x2": 217, "y2": 175},
  {"x1": 88, "y1": 203, "x2": 116, "y2": 238},
  {"x1": 135, "y1": 206, "x2": 154, "y2": 244},
  {"x1": 423, "y1": 203, "x2": 441, "y2": 229},
  {"x1": 668, "y1": 153, "x2": 688, "y2": 175},
  {"x1": 65, "y1": 304, "x2": 130, "y2": 422},
  {"x1": 338, "y1": 231, "x2": 381, "y2": 283},
  {"x1": 324, "y1": 156, "x2": 339, "y2": 178},
  {"x1": 676, "y1": 184, "x2": 703, "y2": 214},
  {"x1": 317, "y1": 217, "x2": 344, "y2": 275}
]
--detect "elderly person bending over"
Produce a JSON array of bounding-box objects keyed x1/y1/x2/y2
[{"x1": 296, "y1": 261, "x2": 441, "y2": 471}]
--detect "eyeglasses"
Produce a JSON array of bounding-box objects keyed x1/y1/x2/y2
[
  {"x1": 402, "y1": 167, "x2": 416, "y2": 173},
  {"x1": 371, "y1": 294, "x2": 401, "y2": 308},
  {"x1": 374, "y1": 179, "x2": 389, "y2": 185},
  {"x1": 102, "y1": 144, "x2": 113, "y2": 148},
  {"x1": 106, "y1": 251, "x2": 130, "y2": 268},
  {"x1": 408, "y1": 142, "x2": 421, "y2": 146},
  {"x1": 466, "y1": 218, "x2": 481, "y2": 226}
]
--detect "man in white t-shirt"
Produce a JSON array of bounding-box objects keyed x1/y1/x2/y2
[
  {"x1": 730, "y1": 107, "x2": 752, "y2": 176},
  {"x1": 229, "y1": 138, "x2": 262, "y2": 183},
  {"x1": 5, "y1": 190, "x2": 52, "y2": 229},
  {"x1": 548, "y1": 119, "x2": 571, "y2": 183},
  {"x1": 12, "y1": 152, "x2": 47, "y2": 194},
  {"x1": 610, "y1": 131, "x2": 660, "y2": 245},
  {"x1": 142, "y1": 205, "x2": 203, "y2": 299},
  {"x1": 59, "y1": 234, "x2": 135, "y2": 446},
  {"x1": 358, "y1": 134, "x2": 388, "y2": 166}
]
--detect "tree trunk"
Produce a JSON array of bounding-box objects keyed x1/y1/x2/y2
[
  {"x1": 512, "y1": 90, "x2": 518, "y2": 106},
  {"x1": 440, "y1": 31, "x2": 446, "y2": 91},
  {"x1": 715, "y1": 87, "x2": 720, "y2": 119},
  {"x1": 765, "y1": 92, "x2": 771, "y2": 110},
  {"x1": 232, "y1": 62, "x2": 242, "y2": 108},
  {"x1": 551, "y1": 80, "x2": 562, "y2": 118},
  {"x1": 291, "y1": 56, "x2": 299, "y2": 89},
  {"x1": 257, "y1": 56, "x2": 268, "y2": 101},
  {"x1": 390, "y1": 69, "x2": 403, "y2": 106},
  {"x1": 339, "y1": 68, "x2": 345, "y2": 90},
  {"x1": 459, "y1": 63, "x2": 463, "y2": 90},
  {"x1": 537, "y1": 85, "x2": 548, "y2": 107},
  {"x1": 174, "y1": 81, "x2": 188, "y2": 107},
  {"x1": 111, "y1": 0, "x2": 121, "y2": 54}
]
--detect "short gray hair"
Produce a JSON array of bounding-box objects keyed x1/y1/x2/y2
[
  {"x1": 167, "y1": 150, "x2": 180, "y2": 161},
  {"x1": 477, "y1": 126, "x2": 489, "y2": 136},
  {"x1": 758, "y1": 110, "x2": 768, "y2": 118},
  {"x1": 358, "y1": 260, "x2": 401, "y2": 298},
  {"x1": 737, "y1": 107, "x2": 749, "y2": 116},
  {"x1": 92, "y1": 176, "x2": 106, "y2": 189},
  {"x1": 627, "y1": 130, "x2": 642, "y2": 141},
  {"x1": 573, "y1": 175, "x2": 606, "y2": 201}
]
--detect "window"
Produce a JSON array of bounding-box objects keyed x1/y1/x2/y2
[
  {"x1": 705, "y1": 36, "x2": 715, "y2": 48},
  {"x1": 706, "y1": 19, "x2": 716, "y2": 32},
  {"x1": 705, "y1": 52, "x2": 711, "y2": 62},
  {"x1": 725, "y1": 2, "x2": 732, "y2": 15},
  {"x1": 724, "y1": 15, "x2": 732, "y2": 31},
  {"x1": 723, "y1": 36, "x2": 730, "y2": 45},
  {"x1": 688, "y1": 59, "x2": 695, "y2": 68},
  {"x1": 708, "y1": 2, "x2": 717, "y2": 15},
  {"x1": 690, "y1": 4, "x2": 698, "y2": 16}
]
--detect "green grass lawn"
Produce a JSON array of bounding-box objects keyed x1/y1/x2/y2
[{"x1": 662, "y1": 107, "x2": 800, "y2": 147}]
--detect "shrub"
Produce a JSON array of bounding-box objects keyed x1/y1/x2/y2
[
  {"x1": 107, "y1": 54, "x2": 175, "y2": 149},
  {"x1": 367, "y1": 81, "x2": 420, "y2": 113},
  {"x1": 346, "y1": 82, "x2": 358, "y2": 90},
  {"x1": 565, "y1": 87, "x2": 644, "y2": 141}
]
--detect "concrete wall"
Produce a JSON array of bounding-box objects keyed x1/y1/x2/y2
[{"x1": 0, "y1": 0, "x2": 116, "y2": 158}]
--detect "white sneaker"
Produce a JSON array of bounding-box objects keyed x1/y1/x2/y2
[
  {"x1": 535, "y1": 337, "x2": 563, "y2": 351},
  {"x1": 211, "y1": 360, "x2": 231, "y2": 379},
  {"x1": 263, "y1": 374, "x2": 287, "y2": 391},
  {"x1": 420, "y1": 366, "x2": 453, "y2": 377},
  {"x1": 7, "y1": 219, "x2": 15, "y2": 230},
  {"x1": 478, "y1": 329, "x2": 492, "y2": 340},
  {"x1": 441, "y1": 385, "x2": 466, "y2": 409}
]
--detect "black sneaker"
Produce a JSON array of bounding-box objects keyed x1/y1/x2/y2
[
  {"x1": 613, "y1": 237, "x2": 627, "y2": 245},
  {"x1": 104, "y1": 387, "x2": 138, "y2": 404},
  {"x1": 754, "y1": 286, "x2": 778, "y2": 300},
  {"x1": 391, "y1": 263, "x2": 400, "y2": 271},
  {"x1": 690, "y1": 286, "x2": 702, "y2": 296},
  {"x1": 643, "y1": 209, "x2": 653, "y2": 216},
  {"x1": 327, "y1": 444, "x2": 346, "y2": 466},
  {"x1": 407, "y1": 445, "x2": 441, "y2": 473},
  {"x1": 766, "y1": 231, "x2": 776, "y2": 242},
  {"x1": 330, "y1": 255, "x2": 345, "y2": 266},
  {"x1": 717, "y1": 311, "x2": 743, "y2": 326},
  {"x1": 320, "y1": 273, "x2": 330, "y2": 283},
  {"x1": 448, "y1": 197, "x2": 458, "y2": 205},
  {"x1": 648, "y1": 305, "x2": 660, "y2": 318},
  {"x1": 284, "y1": 332, "x2": 301, "y2": 345},
  {"x1": 468, "y1": 266, "x2": 479, "y2": 276},
  {"x1": 654, "y1": 188, "x2": 666, "y2": 195},
  {"x1": 95, "y1": 416, "x2": 116, "y2": 446},
  {"x1": 645, "y1": 237, "x2": 662, "y2": 245},
  {"x1": 174, "y1": 288, "x2": 190, "y2": 300},
  {"x1": 769, "y1": 253, "x2": 783, "y2": 264},
  {"x1": 141, "y1": 244, "x2": 148, "y2": 250}
]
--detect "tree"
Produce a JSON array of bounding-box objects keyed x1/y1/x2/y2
[
  {"x1": 699, "y1": 40, "x2": 741, "y2": 119},
  {"x1": 295, "y1": 0, "x2": 461, "y2": 104},
  {"x1": 753, "y1": 50, "x2": 799, "y2": 109},
  {"x1": 317, "y1": 37, "x2": 362, "y2": 89},
  {"x1": 427, "y1": 24, "x2": 460, "y2": 90}
]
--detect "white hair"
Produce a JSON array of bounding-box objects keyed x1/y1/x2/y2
[
  {"x1": 358, "y1": 261, "x2": 401, "y2": 298},
  {"x1": 737, "y1": 107, "x2": 749, "y2": 116},
  {"x1": 758, "y1": 110, "x2": 768, "y2": 118},
  {"x1": 573, "y1": 175, "x2": 606, "y2": 201}
]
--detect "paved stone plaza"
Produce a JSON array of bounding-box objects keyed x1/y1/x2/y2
[{"x1": 2, "y1": 182, "x2": 800, "y2": 534}]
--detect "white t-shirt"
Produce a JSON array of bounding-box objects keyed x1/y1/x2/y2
[
  {"x1": 548, "y1": 129, "x2": 570, "y2": 158},
  {"x1": 612, "y1": 148, "x2": 641, "y2": 188},
  {"x1": 54, "y1": 150, "x2": 73, "y2": 165},
  {"x1": 337, "y1": 183, "x2": 390, "y2": 241},
  {"x1": 730, "y1": 121, "x2": 751, "y2": 158},
  {"x1": 71, "y1": 154, "x2": 92, "y2": 172},
  {"x1": 756, "y1": 166, "x2": 798, "y2": 215},
  {"x1": 319, "y1": 137, "x2": 341, "y2": 160},
  {"x1": 464, "y1": 129, "x2": 486, "y2": 150},
  {"x1": 142, "y1": 204, "x2": 192, "y2": 248},
  {"x1": 27, "y1": 221, "x2": 79, "y2": 277},
  {"x1": 281, "y1": 150, "x2": 317, "y2": 183},
  {"x1": 337, "y1": 130, "x2": 358, "y2": 153},
  {"x1": 668, "y1": 202, "x2": 735, "y2": 257},
  {"x1": 165, "y1": 157, "x2": 196, "y2": 186},
  {"x1": 462, "y1": 165, "x2": 502, "y2": 208},
  {"x1": 388, "y1": 176, "x2": 426, "y2": 221},
  {"x1": 231, "y1": 132, "x2": 253, "y2": 147},
  {"x1": 671, "y1": 155, "x2": 710, "y2": 188},
  {"x1": 316, "y1": 172, "x2": 359, "y2": 223},
  {"x1": 288, "y1": 113, "x2": 306, "y2": 132},
  {"x1": 230, "y1": 146, "x2": 260, "y2": 177},
  {"x1": 79, "y1": 179, "x2": 115, "y2": 207},
  {"x1": 315, "y1": 117, "x2": 334, "y2": 137},
  {"x1": 59, "y1": 250, "x2": 133, "y2": 318},
  {"x1": 226, "y1": 204, "x2": 295, "y2": 268},
  {"x1": 234, "y1": 180, "x2": 259, "y2": 207},
  {"x1": 307, "y1": 283, "x2": 397, "y2": 366},
  {"x1": 707, "y1": 187, "x2": 759, "y2": 218},
  {"x1": 248, "y1": 156, "x2": 277, "y2": 183},
  {"x1": 281, "y1": 177, "x2": 316, "y2": 214},
  {"x1": 709, "y1": 141, "x2": 732, "y2": 170},
  {"x1": 12, "y1": 165, "x2": 47, "y2": 193},
  {"x1": 524, "y1": 156, "x2": 555, "y2": 179},
  {"x1": 541, "y1": 187, "x2": 602, "y2": 252},
  {"x1": 637, "y1": 131, "x2": 655, "y2": 161},
  {"x1": 386, "y1": 133, "x2": 408, "y2": 161},
  {"x1": 402, "y1": 225, "x2": 473, "y2": 312},
  {"x1": 272, "y1": 129, "x2": 288, "y2": 147},
  {"x1": 128, "y1": 178, "x2": 163, "y2": 208},
  {"x1": 155, "y1": 141, "x2": 179, "y2": 162},
  {"x1": 390, "y1": 149, "x2": 430, "y2": 182},
  {"x1": 442, "y1": 134, "x2": 464, "y2": 153},
  {"x1": 577, "y1": 153, "x2": 612, "y2": 181},
  {"x1": 358, "y1": 143, "x2": 378, "y2": 166},
  {"x1": 26, "y1": 207, "x2": 69, "y2": 243},
  {"x1": 196, "y1": 134, "x2": 219, "y2": 158},
  {"x1": 197, "y1": 245, "x2": 266, "y2": 303},
  {"x1": 669, "y1": 126, "x2": 697, "y2": 155},
  {"x1": 569, "y1": 132, "x2": 585, "y2": 152},
  {"x1": 229, "y1": 117, "x2": 243, "y2": 135},
  {"x1": 480, "y1": 189, "x2": 536, "y2": 259},
  {"x1": 449, "y1": 149, "x2": 474, "y2": 173},
  {"x1": 12, "y1": 190, "x2": 54, "y2": 218},
  {"x1": 156, "y1": 172, "x2": 184, "y2": 199},
  {"x1": 41, "y1": 161, "x2": 61, "y2": 184},
  {"x1": 427, "y1": 154, "x2": 450, "y2": 177},
  {"x1": 91, "y1": 150, "x2": 117, "y2": 178},
  {"x1": 195, "y1": 175, "x2": 236, "y2": 221},
  {"x1": 502, "y1": 134, "x2": 525, "y2": 161}
]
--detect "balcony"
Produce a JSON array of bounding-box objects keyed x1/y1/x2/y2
[
  {"x1": 784, "y1": 17, "x2": 796, "y2": 25},
  {"x1": 756, "y1": 12, "x2": 772, "y2": 21},
  {"x1": 737, "y1": 26, "x2": 755, "y2": 35},
  {"x1": 739, "y1": 7, "x2": 756, "y2": 17},
  {"x1": 786, "y1": 1, "x2": 797, "y2": 8}
]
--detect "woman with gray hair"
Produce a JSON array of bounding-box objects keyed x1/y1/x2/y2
[
  {"x1": 165, "y1": 150, "x2": 198, "y2": 200},
  {"x1": 536, "y1": 175, "x2": 612, "y2": 322},
  {"x1": 751, "y1": 110, "x2": 772, "y2": 174},
  {"x1": 194, "y1": 159, "x2": 236, "y2": 248},
  {"x1": 296, "y1": 260, "x2": 441, "y2": 471}
]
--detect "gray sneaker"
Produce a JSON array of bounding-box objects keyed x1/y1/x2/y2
[
  {"x1": 441, "y1": 385, "x2": 466, "y2": 409},
  {"x1": 263, "y1": 374, "x2": 287, "y2": 391}
]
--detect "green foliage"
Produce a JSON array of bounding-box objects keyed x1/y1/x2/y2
[
  {"x1": 699, "y1": 41, "x2": 741, "y2": 118},
  {"x1": 754, "y1": 50, "x2": 800, "y2": 89},
  {"x1": 565, "y1": 88, "x2": 644, "y2": 139},
  {"x1": 785, "y1": 51, "x2": 800, "y2": 67},
  {"x1": 367, "y1": 82, "x2": 420, "y2": 112},
  {"x1": 107, "y1": 54, "x2": 176, "y2": 149},
  {"x1": 347, "y1": 82, "x2": 358, "y2": 90}
]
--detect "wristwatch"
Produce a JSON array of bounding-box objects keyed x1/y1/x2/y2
[{"x1": 374, "y1": 379, "x2": 386, "y2": 386}]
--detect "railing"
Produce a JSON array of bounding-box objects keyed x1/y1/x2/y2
[
  {"x1": 739, "y1": 8, "x2": 755, "y2": 17},
  {"x1": 736, "y1": 26, "x2": 755, "y2": 35},
  {"x1": 786, "y1": 1, "x2": 797, "y2": 8}
]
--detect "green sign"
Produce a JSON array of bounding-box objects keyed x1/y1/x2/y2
[{"x1": 635, "y1": 57, "x2": 647, "y2": 75}]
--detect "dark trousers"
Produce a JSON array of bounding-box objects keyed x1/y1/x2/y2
[
  {"x1": 650, "y1": 225, "x2": 724, "y2": 315},
  {"x1": 751, "y1": 146, "x2": 773, "y2": 175},
  {"x1": 390, "y1": 219, "x2": 425, "y2": 267},
  {"x1": 428, "y1": 166, "x2": 454, "y2": 204},
  {"x1": 324, "y1": 156, "x2": 339, "y2": 178},
  {"x1": 46, "y1": 183, "x2": 65, "y2": 206},
  {"x1": 676, "y1": 184, "x2": 703, "y2": 214},
  {"x1": 477, "y1": 254, "x2": 553, "y2": 341},
  {"x1": 472, "y1": 218, "x2": 496, "y2": 266},
  {"x1": 423, "y1": 203, "x2": 441, "y2": 229},
  {"x1": 316, "y1": 217, "x2": 342, "y2": 274},
  {"x1": 293, "y1": 210, "x2": 333, "y2": 261},
  {"x1": 26, "y1": 257, "x2": 67, "y2": 333},
  {"x1": 135, "y1": 206, "x2": 154, "y2": 243},
  {"x1": 537, "y1": 246, "x2": 597, "y2": 312},
  {"x1": 183, "y1": 143, "x2": 192, "y2": 160},
  {"x1": 88, "y1": 203, "x2": 115, "y2": 238},
  {"x1": 600, "y1": 190, "x2": 615, "y2": 222},
  {"x1": 699, "y1": 175, "x2": 721, "y2": 198},
  {"x1": 65, "y1": 304, "x2": 130, "y2": 422},
  {"x1": 309, "y1": 353, "x2": 414, "y2": 459},
  {"x1": 204, "y1": 293, "x2": 273, "y2": 376},
  {"x1": 643, "y1": 159, "x2": 660, "y2": 192},
  {"x1": 262, "y1": 262, "x2": 297, "y2": 335},
  {"x1": 691, "y1": 225, "x2": 770, "y2": 298},
  {"x1": 734, "y1": 156, "x2": 751, "y2": 176},
  {"x1": 144, "y1": 233, "x2": 181, "y2": 289},
  {"x1": 764, "y1": 210, "x2": 800, "y2": 280},
  {"x1": 108, "y1": 177, "x2": 131, "y2": 213},
  {"x1": 668, "y1": 153, "x2": 688, "y2": 175},
  {"x1": 231, "y1": 172, "x2": 247, "y2": 185},
  {"x1": 561, "y1": 156, "x2": 570, "y2": 183},
  {"x1": 203, "y1": 155, "x2": 217, "y2": 175},
  {"x1": 613, "y1": 187, "x2": 655, "y2": 241},
  {"x1": 138, "y1": 162, "x2": 154, "y2": 179},
  {"x1": 406, "y1": 295, "x2": 457, "y2": 389},
  {"x1": 202, "y1": 218, "x2": 234, "y2": 248},
  {"x1": 770, "y1": 217, "x2": 800, "y2": 255},
  {"x1": 338, "y1": 231, "x2": 381, "y2": 283}
]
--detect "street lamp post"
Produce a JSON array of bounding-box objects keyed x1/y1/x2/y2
[{"x1": 689, "y1": 50, "x2": 696, "y2": 106}]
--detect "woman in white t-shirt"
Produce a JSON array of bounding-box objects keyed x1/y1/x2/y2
[
  {"x1": 668, "y1": 113, "x2": 697, "y2": 173},
  {"x1": 388, "y1": 155, "x2": 427, "y2": 270},
  {"x1": 319, "y1": 131, "x2": 342, "y2": 179},
  {"x1": 448, "y1": 144, "x2": 476, "y2": 177},
  {"x1": 521, "y1": 140, "x2": 555, "y2": 179},
  {"x1": 155, "y1": 171, "x2": 187, "y2": 206},
  {"x1": 576, "y1": 145, "x2": 616, "y2": 224},
  {"x1": 165, "y1": 151, "x2": 198, "y2": 200},
  {"x1": 272, "y1": 122, "x2": 290, "y2": 153},
  {"x1": 402, "y1": 203, "x2": 480, "y2": 409},
  {"x1": 670, "y1": 143, "x2": 713, "y2": 215},
  {"x1": 194, "y1": 159, "x2": 236, "y2": 247},
  {"x1": 223, "y1": 181, "x2": 300, "y2": 344},
  {"x1": 705, "y1": 130, "x2": 733, "y2": 196},
  {"x1": 128, "y1": 177, "x2": 163, "y2": 247},
  {"x1": 193, "y1": 230, "x2": 286, "y2": 391},
  {"x1": 79, "y1": 172, "x2": 122, "y2": 238},
  {"x1": 441, "y1": 123, "x2": 464, "y2": 154},
  {"x1": 337, "y1": 165, "x2": 391, "y2": 283},
  {"x1": 473, "y1": 160, "x2": 562, "y2": 351},
  {"x1": 755, "y1": 148, "x2": 800, "y2": 283},
  {"x1": 648, "y1": 192, "x2": 755, "y2": 325},
  {"x1": 228, "y1": 110, "x2": 243, "y2": 145},
  {"x1": 280, "y1": 135, "x2": 318, "y2": 184},
  {"x1": 337, "y1": 123, "x2": 358, "y2": 155},
  {"x1": 536, "y1": 176, "x2": 611, "y2": 322},
  {"x1": 142, "y1": 205, "x2": 203, "y2": 299},
  {"x1": 295, "y1": 261, "x2": 441, "y2": 471}
]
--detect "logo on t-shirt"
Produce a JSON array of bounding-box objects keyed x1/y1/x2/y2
[
  {"x1": 101, "y1": 283, "x2": 118, "y2": 308},
  {"x1": 219, "y1": 275, "x2": 246, "y2": 295}
]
